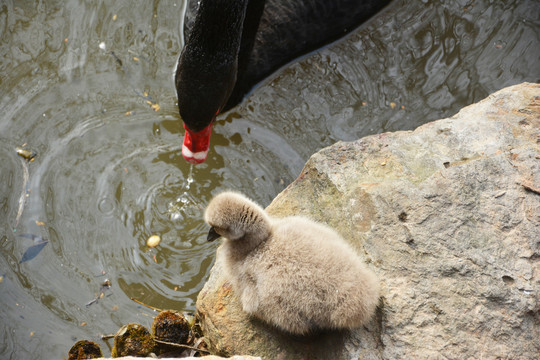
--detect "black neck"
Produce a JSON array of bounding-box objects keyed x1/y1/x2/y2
[
  {"x1": 176, "y1": 0, "x2": 252, "y2": 132},
  {"x1": 188, "y1": 0, "x2": 249, "y2": 58}
]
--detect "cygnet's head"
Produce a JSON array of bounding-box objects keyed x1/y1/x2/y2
[{"x1": 204, "y1": 191, "x2": 271, "y2": 245}]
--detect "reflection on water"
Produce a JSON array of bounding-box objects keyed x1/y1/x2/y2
[{"x1": 0, "y1": 0, "x2": 538, "y2": 358}]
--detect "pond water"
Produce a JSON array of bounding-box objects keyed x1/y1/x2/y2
[{"x1": 0, "y1": 0, "x2": 538, "y2": 357}]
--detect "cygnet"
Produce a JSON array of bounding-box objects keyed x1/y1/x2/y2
[{"x1": 204, "y1": 191, "x2": 380, "y2": 335}]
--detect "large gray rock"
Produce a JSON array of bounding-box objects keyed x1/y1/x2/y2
[{"x1": 197, "y1": 83, "x2": 539, "y2": 359}]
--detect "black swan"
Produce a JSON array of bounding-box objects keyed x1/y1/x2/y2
[
  {"x1": 205, "y1": 191, "x2": 380, "y2": 335},
  {"x1": 175, "y1": 0, "x2": 391, "y2": 163}
]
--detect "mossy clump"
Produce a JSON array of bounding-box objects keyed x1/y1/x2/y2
[
  {"x1": 68, "y1": 340, "x2": 102, "y2": 359},
  {"x1": 152, "y1": 310, "x2": 191, "y2": 344},
  {"x1": 111, "y1": 323, "x2": 156, "y2": 357}
]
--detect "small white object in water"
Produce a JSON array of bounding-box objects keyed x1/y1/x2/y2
[
  {"x1": 147, "y1": 235, "x2": 161, "y2": 248},
  {"x1": 99, "y1": 41, "x2": 106, "y2": 50}
]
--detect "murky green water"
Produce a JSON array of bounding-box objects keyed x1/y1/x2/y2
[{"x1": 0, "y1": 0, "x2": 538, "y2": 358}]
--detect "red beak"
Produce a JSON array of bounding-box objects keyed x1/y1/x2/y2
[{"x1": 182, "y1": 122, "x2": 213, "y2": 164}]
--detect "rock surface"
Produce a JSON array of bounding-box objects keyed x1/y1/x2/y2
[{"x1": 196, "y1": 82, "x2": 540, "y2": 359}]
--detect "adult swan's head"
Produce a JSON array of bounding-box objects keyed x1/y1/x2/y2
[{"x1": 175, "y1": 0, "x2": 391, "y2": 163}]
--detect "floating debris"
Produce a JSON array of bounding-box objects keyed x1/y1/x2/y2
[
  {"x1": 97, "y1": 269, "x2": 107, "y2": 277},
  {"x1": 153, "y1": 338, "x2": 208, "y2": 357},
  {"x1": 85, "y1": 279, "x2": 112, "y2": 307},
  {"x1": 110, "y1": 51, "x2": 123, "y2": 67},
  {"x1": 140, "y1": 91, "x2": 161, "y2": 111},
  {"x1": 146, "y1": 235, "x2": 161, "y2": 248},
  {"x1": 100, "y1": 279, "x2": 112, "y2": 290},
  {"x1": 16, "y1": 147, "x2": 37, "y2": 162},
  {"x1": 20, "y1": 242, "x2": 48, "y2": 263},
  {"x1": 15, "y1": 147, "x2": 32, "y2": 227},
  {"x1": 19, "y1": 234, "x2": 48, "y2": 263},
  {"x1": 130, "y1": 296, "x2": 162, "y2": 312}
]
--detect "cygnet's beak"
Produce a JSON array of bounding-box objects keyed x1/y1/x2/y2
[{"x1": 207, "y1": 227, "x2": 221, "y2": 242}]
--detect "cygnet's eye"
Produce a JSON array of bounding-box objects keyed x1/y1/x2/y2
[{"x1": 215, "y1": 226, "x2": 227, "y2": 234}]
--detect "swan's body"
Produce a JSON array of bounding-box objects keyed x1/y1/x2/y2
[
  {"x1": 204, "y1": 191, "x2": 380, "y2": 335},
  {"x1": 176, "y1": 0, "x2": 391, "y2": 163}
]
